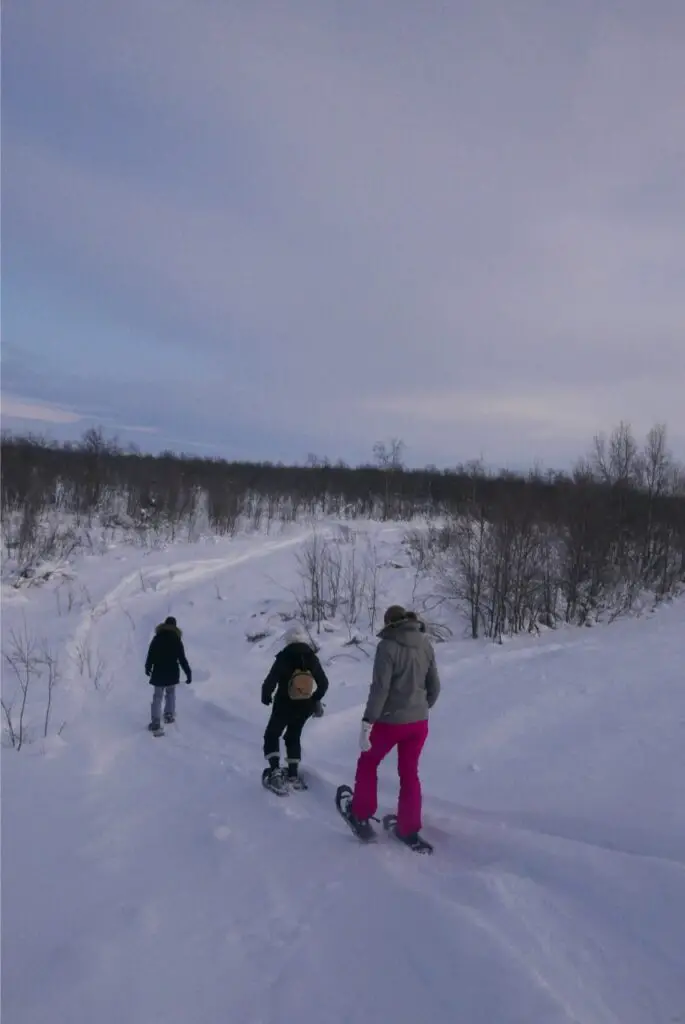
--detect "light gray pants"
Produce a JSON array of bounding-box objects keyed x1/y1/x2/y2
[{"x1": 151, "y1": 685, "x2": 176, "y2": 723}]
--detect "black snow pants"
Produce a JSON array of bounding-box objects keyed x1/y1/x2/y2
[{"x1": 263, "y1": 704, "x2": 313, "y2": 767}]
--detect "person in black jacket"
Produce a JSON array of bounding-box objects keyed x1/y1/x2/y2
[
  {"x1": 145, "y1": 617, "x2": 192, "y2": 730},
  {"x1": 261, "y1": 626, "x2": 329, "y2": 793}
]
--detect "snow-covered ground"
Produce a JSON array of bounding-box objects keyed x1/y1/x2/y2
[{"x1": 2, "y1": 522, "x2": 685, "y2": 1024}]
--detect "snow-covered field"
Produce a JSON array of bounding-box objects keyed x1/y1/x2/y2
[{"x1": 2, "y1": 521, "x2": 685, "y2": 1024}]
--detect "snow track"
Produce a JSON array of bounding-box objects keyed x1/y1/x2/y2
[{"x1": 3, "y1": 528, "x2": 685, "y2": 1023}]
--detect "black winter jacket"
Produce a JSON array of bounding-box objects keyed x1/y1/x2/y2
[
  {"x1": 145, "y1": 623, "x2": 192, "y2": 686},
  {"x1": 262, "y1": 642, "x2": 329, "y2": 712}
]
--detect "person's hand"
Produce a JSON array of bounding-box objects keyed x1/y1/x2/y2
[
  {"x1": 261, "y1": 691, "x2": 272, "y2": 706},
  {"x1": 312, "y1": 701, "x2": 324, "y2": 718},
  {"x1": 185, "y1": 676, "x2": 192, "y2": 685},
  {"x1": 359, "y1": 720, "x2": 372, "y2": 752}
]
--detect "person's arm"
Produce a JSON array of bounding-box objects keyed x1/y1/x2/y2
[
  {"x1": 425, "y1": 645, "x2": 440, "y2": 708},
  {"x1": 144, "y1": 638, "x2": 156, "y2": 676},
  {"x1": 362, "y1": 642, "x2": 393, "y2": 722},
  {"x1": 311, "y1": 657, "x2": 329, "y2": 701},
  {"x1": 178, "y1": 639, "x2": 192, "y2": 682},
  {"x1": 261, "y1": 653, "x2": 283, "y2": 704}
]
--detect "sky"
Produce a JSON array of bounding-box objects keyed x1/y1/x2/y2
[{"x1": 3, "y1": 0, "x2": 685, "y2": 470}]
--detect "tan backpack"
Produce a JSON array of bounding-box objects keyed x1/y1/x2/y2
[{"x1": 288, "y1": 669, "x2": 315, "y2": 700}]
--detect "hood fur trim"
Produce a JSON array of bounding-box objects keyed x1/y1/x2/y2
[{"x1": 155, "y1": 623, "x2": 182, "y2": 637}]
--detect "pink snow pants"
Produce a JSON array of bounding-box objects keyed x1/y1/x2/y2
[{"x1": 351, "y1": 719, "x2": 429, "y2": 836}]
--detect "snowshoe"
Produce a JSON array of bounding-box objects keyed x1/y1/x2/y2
[
  {"x1": 382, "y1": 814, "x2": 433, "y2": 854},
  {"x1": 262, "y1": 767, "x2": 289, "y2": 797},
  {"x1": 287, "y1": 774, "x2": 308, "y2": 791},
  {"x1": 148, "y1": 721, "x2": 164, "y2": 737},
  {"x1": 335, "y1": 784, "x2": 377, "y2": 843},
  {"x1": 163, "y1": 713, "x2": 175, "y2": 724}
]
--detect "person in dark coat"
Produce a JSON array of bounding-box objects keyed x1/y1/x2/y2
[
  {"x1": 145, "y1": 616, "x2": 192, "y2": 730},
  {"x1": 261, "y1": 626, "x2": 329, "y2": 792}
]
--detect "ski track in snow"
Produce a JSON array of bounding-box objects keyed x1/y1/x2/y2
[{"x1": 3, "y1": 526, "x2": 685, "y2": 1024}]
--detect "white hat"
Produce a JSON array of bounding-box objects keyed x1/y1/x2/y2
[{"x1": 284, "y1": 625, "x2": 309, "y2": 646}]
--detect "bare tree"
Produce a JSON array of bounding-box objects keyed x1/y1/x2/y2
[
  {"x1": 364, "y1": 540, "x2": 381, "y2": 634},
  {"x1": 295, "y1": 531, "x2": 329, "y2": 632},
  {"x1": 2, "y1": 621, "x2": 42, "y2": 750},
  {"x1": 322, "y1": 541, "x2": 344, "y2": 619},
  {"x1": 373, "y1": 438, "x2": 405, "y2": 520},
  {"x1": 636, "y1": 423, "x2": 673, "y2": 580},
  {"x1": 592, "y1": 421, "x2": 640, "y2": 486},
  {"x1": 72, "y1": 636, "x2": 107, "y2": 689},
  {"x1": 640, "y1": 424, "x2": 671, "y2": 496},
  {"x1": 373, "y1": 438, "x2": 405, "y2": 470},
  {"x1": 1, "y1": 695, "x2": 17, "y2": 749},
  {"x1": 40, "y1": 643, "x2": 60, "y2": 739},
  {"x1": 405, "y1": 525, "x2": 441, "y2": 604},
  {"x1": 435, "y1": 510, "x2": 489, "y2": 639},
  {"x1": 340, "y1": 544, "x2": 369, "y2": 637}
]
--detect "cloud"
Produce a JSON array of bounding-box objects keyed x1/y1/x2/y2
[
  {"x1": 0, "y1": 394, "x2": 83, "y2": 425},
  {"x1": 3, "y1": 0, "x2": 685, "y2": 466}
]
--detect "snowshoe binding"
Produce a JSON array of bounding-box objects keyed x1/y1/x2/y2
[
  {"x1": 262, "y1": 766, "x2": 289, "y2": 797},
  {"x1": 287, "y1": 773, "x2": 308, "y2": 791},
  {"x1": 163, "y1": 713, "x2": 175, "y2": 724},
  {"x1": 335, "y1": 784, "x2": 377, "y2": 843},
  {"x1": 148, "y1": 721, "x2": 164, "y2": 737},
  {"x1": 382, "y1": 814, "x2": 433, "y2": 854}
]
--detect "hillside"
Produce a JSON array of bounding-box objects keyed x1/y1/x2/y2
[{"x1": 2, "y1": 522, "x2": 684, "y2": 1023}]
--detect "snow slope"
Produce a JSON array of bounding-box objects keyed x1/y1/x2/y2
[{"x1": 3, "y1": 523, "x2": 685, "y2": 1024}]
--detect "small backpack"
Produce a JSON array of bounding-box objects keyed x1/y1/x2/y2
[{"x1": 288, "y1": 668, "x2": 315, "y2": 700}]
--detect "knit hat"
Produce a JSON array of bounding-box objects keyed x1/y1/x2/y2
[
  {"x1": 383, "y1": 605, "x2": 407, "y2": 625},
  {"x1": 164, "y1": 616, "x2": 177, "y2": 627},
  {"x1": 284, "y1": 625, "x2": 309, "y2": 646}
]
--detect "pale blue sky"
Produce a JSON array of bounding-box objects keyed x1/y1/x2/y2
[{"x1": 3, "y1": 0, "x2": 685, "y2": 467}]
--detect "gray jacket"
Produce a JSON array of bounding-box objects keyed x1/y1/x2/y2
[{"x1": 363, "y1": 619, "x2": 441, "y2": 725}]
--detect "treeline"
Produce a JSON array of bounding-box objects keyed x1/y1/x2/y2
[
  {"x1": 2, "y1": 424, "x2": 684, "y2": 635},
  {"x1": 403, "y1": 423, "x2": 685, "y2": 636}
]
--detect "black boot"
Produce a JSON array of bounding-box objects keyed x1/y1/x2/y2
[
  {"x1": 335, "y1": 785, "x2": 376, "y2": 841},
  {"x1": 287, "y1": 762, "x2": 308, "y2": 790},
  {"x1": 262, "y1": 766, "x2": 288, "y2": 796},
  {"x1": 395, "y1": 831, "x2": 434, "y2": 854},
  {"x1": 382, "y1": 815, "x2": 433, "y2": 854}
]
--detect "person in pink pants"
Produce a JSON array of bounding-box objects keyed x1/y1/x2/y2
[{"x1": 349, "y1": 607, "x2": 441, "y2": 845}]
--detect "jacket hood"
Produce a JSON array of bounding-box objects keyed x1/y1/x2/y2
[
  {"x1": 284, "y1": 641, "x2": 314, "y2": 655},
  {"x1": 155, "y1": 622, "x2": 182, "y2": 638},
  {"x1": 377, "y1": 619, "x2": 426, "y2": 647}
]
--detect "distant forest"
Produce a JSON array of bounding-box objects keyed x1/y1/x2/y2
[{"x1": 2, "y1": 423, "x2": 684, "y2": 638}]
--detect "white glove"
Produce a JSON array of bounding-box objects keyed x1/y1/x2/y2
[{"x1": 359, "y1": 720, "x2": 372, "y2": 752}]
